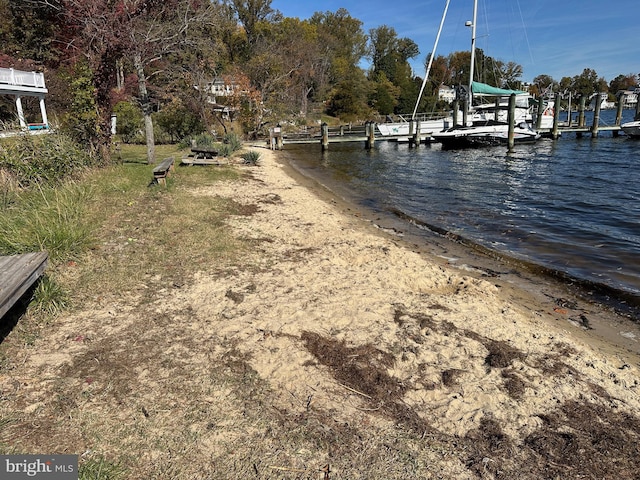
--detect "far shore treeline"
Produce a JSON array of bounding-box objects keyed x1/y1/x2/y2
[{"x1": 1, "y1": 0, "x2": 638, "y2": 165}]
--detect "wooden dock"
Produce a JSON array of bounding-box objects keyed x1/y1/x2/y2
[
  {"x1": 272, "y1": 91, "x2": 638, "y2": 150},
  {"x1": 0, "y1": 251, "x2": 48, "y2": 318}
]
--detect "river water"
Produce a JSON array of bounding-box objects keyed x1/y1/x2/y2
[{"x1": 284, "y1": 109, "x2": 640, "y2": 318}]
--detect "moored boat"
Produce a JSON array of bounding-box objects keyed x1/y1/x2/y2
[
  {"x1": 621, "y1": 120, "x2": 640, "y2": 137},
  {"x1": 433, "y1": 120, "x2": 540, "y2": 149},
  {"x1": 431, "y1": 0, "x2": 541, "y2": 149}
]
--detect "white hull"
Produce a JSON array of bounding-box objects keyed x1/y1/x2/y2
[
  {"x1": 621, "y1": 120, "x2": 640, "y2": 137},
  {"x1": 431, "y1": 121, "x2": 540, "y2": 149},
  {"x1": 377, "y1": 116, "x2": 453, "y2": 138}
]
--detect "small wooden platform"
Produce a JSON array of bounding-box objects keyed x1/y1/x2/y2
[{"x1": 0, "y1": 251, "x2": 48, "y2": 318}]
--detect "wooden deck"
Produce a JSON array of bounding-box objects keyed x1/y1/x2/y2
[{"x1": 0, "y1": 251, "x2": 48, "y2": 318}]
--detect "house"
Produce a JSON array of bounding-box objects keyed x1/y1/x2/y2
[
  {"x1": 206, "y1": 77, "x2": 241, "y2": 104},
  {"x1": 438, "y1": 85, "x2": 456, "y2": 103},
  {"x1": 617, "y1": 88, "x2": 638, "y2": 108},
  {"x1": 195, "y1": 76, "x2": 243, "y2": 119},
  {"x1": 0, "y1": 67, "x2": 49, "y2": 134}
]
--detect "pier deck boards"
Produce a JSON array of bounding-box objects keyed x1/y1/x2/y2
[{"x1": 0, "y1": 251, "x2": 48, "y2": 318}]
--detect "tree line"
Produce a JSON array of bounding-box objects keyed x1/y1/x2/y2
[{"x1": 1, "y1": 0, "x2": 638, "y2": 163}]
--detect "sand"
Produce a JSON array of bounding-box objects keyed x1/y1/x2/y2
[
  {"x1": 2, "y1": 145, "x2": 640, "y2": 477},
  {"x1": 185, "y1": 146, "x2": 640, "y2": 435}
]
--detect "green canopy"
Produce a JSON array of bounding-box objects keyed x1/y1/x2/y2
[{"x1": 471, "y1": 81, "x2": 526, "y2": 96}]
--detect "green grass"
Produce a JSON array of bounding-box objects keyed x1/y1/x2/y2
[
  {"x1": 0, "y1": 182, "x2": 94, "y2": 261},
  {"x1": 1, "y1": 141, "x2": 249, "y2": 317},
  {"x1": 79, "y1": 456, "x2": 127, "y2": 480}
]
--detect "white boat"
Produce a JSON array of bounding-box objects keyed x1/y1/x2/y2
[
  {"x1": 433, "y1": 120, "x2": 540, "y2": 149},
  {"x1": 431, "y1": 0, "x2": 542, "y2": 149},
  {"x1": 377, "y1": 113, "x2": 457, "y2": 139},
  {"x1": 621, "y1": 120, "x2": 640, "y2": 137}
]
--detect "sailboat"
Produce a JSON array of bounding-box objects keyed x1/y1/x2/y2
[
  {"x1": 376, "y1": 0, "x2": 457, "y2": 141},
  {"x1": 431, "y1": 0, "x2": 541, "y2": 148}
]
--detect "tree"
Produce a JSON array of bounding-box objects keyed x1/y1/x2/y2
[
  {"x1": 532, "y1": 74, "x2": 555, "y2": 96},
  {"x1": 571, "y1": 68, "x2": 600, "y2": 98},
  {"x1": 368, "y1": 71, "x2": 399, "y2": 115},
  {"x1": 609, "y1": 74, "x2": 638, "y2": 94},
  {"x1": 155, "y1": 98, "x2": 204, "y2": 143},
  {"x1": 310, "y1": 9, "x2": 369, "y2": 119},
  {"x1": 228, "y1": 0, "x2": 278, "y2": 49},
  {"x1": 368, "y1": 25, "x2": 419, "y2": 115},
  {"x1": 0, "y1": 0, "x2": 59, "y2": 64}
]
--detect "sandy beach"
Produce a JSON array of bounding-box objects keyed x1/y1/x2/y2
[{"x1": 2, "y1": 146, "x2": 640, "y2": 478}]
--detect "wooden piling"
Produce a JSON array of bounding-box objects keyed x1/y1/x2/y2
[
  {"x1": 462, "y1": 99, "x2": 469, "y2": 127},
  {"x1": 414, "y1": 120, "x2": 421, "y2": 146},
  {"x1": 365, "y1": 121, "x2": 375, "y2": 150},
  {"x1": 452, "y1": 100, "x2": 459, "y2": 126},
  {"x1": 535, "y1": 95, "x2": 543, "y2": 130},
  {"x1": 408, "y1": 120, "x2": 415, "y2": 147},
  {"x1": 507, "y1": 94, "x2": 516, "y2": 152},
  {"x1": 591, "y1": 95, "x2": 602, "y2": 138},
  {"x1": 321, "y1": 122, "x2": 329, "y2": 151},
  {"x1": 614, "y1": 95, "x2": 624, "y2": 137},
  {"x1": 552, "y1": 93, "x2": 561, "y2": 139},
  {"x1": 578, "y1": 96, "x2": 586, "y2": 127}
]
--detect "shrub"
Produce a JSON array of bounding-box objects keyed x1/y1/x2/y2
[
  {"x1": 113, "y1": 101, "x2": 143, "y2": 144},
  {"x1": 239, "y1": 150, "x2": 261, "y2": 165},
  {"x1": 0, "y1": 183, "x2": 94, "y2": 261},
  {"x1": 0, "y1": 133, "x2": 95, "y2": 188},
  {"x1": 154, "y1": 99, "x2": 204, "y2": 143}
]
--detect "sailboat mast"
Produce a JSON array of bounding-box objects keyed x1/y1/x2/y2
[
  {"x1": 412, "y1": 0, "x2": 451, "y2": 120},
  {"x1": 467, "y1": 0, "x2": 478, "y2": 109}
]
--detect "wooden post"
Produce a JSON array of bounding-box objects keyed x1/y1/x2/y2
[
  {"x1": 462, "y1": 99, "x2": 469, "y2": 127},
  {"x1": 365, "y1": 121, "x2": 375, "y2": 149},
  {"x1": 578, "y1": 96, "x2": 586, "y2": 127},
  {"x1": 321, "y1": 122, "x2": 329, "y2": 151},
  {"x1": 408, "y1": 120, "x2": 415, "y2": 147},
  {"x1": 591, "y1": 94, "x2": 602, "y2": 138},
  {"x1": 339, "y1": 125, "x2": 344, "y2": 136},
  {"x1": 567, "y1": 92, "x2": 573, "y2": 127},
  {"x1": 452, "y1": 100, "x2": 459, "y2": 127},
  {"x1": 507, "y1": 93, "x2": 516, "y2": 152},
  {"x1": 614, "y1": 94, "x2": 624, "y2": 137},
  {"x1": 535, "y1": 95, "x2": 543, "y2": 130},
  {"x1": 576, "y1": 95, "x2": 586, "y2": 138},
  {"x1": 413, "y1": 120, "x2": 421, "y2": 146},
  {"x1": 552, "y1": 92, "x2": 561, "y2": 139}
]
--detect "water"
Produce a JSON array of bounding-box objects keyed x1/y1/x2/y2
[{"x1": 285, "y1": 109, "x2": 640, "y2": 315}]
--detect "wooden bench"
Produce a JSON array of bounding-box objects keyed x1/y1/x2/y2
[
  {"x1": 152, "y1": 156, "x2": 175, "y2": 186},
  {"x1": 0, "y1": 251, "x2": 48, "y2": 319}
]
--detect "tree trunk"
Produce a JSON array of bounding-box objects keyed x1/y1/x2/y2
[{"x1": 134, "y1": 53, "x2": 156, "y2": 164}]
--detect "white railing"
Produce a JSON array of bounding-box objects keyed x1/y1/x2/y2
[{"x1": 0, "y1": 68, "x2": 46, "y2": 89}]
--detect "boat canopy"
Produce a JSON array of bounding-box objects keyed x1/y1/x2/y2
[{"x1": 471, "y1": 81, "x2": 526, "y2": 96}]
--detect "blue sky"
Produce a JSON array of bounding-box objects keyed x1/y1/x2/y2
[{"x1": 269, "y1": 0, "x2": 639, "y2": 84}]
